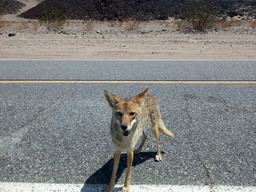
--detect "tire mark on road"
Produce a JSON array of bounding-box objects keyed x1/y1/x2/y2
[{"x1": 0, "y1": 96, "x2": 61, "y2": 160}]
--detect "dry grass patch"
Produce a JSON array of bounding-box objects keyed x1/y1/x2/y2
[
  {"x1": 82, "y1": 20, "x2": 95, "y2": 31},
  {"x1": 216, "y1": 18, "x2": 242, "y2": 29},
  {"x1": 0, "y1": 20, "x2": 11, "y2": 28},
  {"x1": 122, "y1": 20, "x2": 142, "y2": 31},
  {"x1": 249, "y1": 20, "x2": 256, "y2": 28},
  {"x1": 0, "y1": 20, "x2": 41, "y2": 30}
]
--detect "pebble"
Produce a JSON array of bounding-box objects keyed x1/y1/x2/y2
[
  {"x1": 8, "y1": 31, "x2": 16, "y2": 37},
  {"x1": 96, "y1": 30, "x2": 102, "y2": 34}
]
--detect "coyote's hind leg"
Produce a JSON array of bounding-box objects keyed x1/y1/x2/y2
[{"x1": 151, "y1": 122, "x2": 162, "y2": 161}]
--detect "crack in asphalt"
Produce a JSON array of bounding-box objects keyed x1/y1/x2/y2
[
  {"x1": 19, "y1": 96, "x2": 61, "y2": 131},
  {"x1": 183, "y1": 94, "x2": 215, "y2": 190}
]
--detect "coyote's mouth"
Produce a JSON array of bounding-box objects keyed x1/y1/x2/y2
[{"x1": 123, "y1": 130, "x2": 130, "y2": 136}]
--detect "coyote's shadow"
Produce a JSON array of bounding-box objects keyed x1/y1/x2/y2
[{"x1": 81, "y1": 151, "x2": 165, "y2": 192}]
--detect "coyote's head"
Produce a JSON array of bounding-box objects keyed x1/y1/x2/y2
[{"x1": 104, "y1": 88, "x2": 149, "y2": 136}]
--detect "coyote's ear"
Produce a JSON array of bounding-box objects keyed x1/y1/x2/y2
[
  {"x1": 133, "y1": 88, "x2": 149, "y2": 106},
  {"x1": 104, "y1": 90, "x2": 120, "y2": 108}
]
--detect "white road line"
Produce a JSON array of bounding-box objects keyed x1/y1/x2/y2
[
  {"x1": 0, "y1": 183, "x2": 255, "y2": 192},
  {"x1": 1, "y1": 80, "x2": 256, "y2": 84}
]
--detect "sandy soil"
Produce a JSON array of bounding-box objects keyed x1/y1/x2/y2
[{"x1": 0, "y1": 0, "x2": 256, "y2": 60}]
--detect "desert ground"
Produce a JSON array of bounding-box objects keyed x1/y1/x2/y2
[{"x1": 0, "y1": 0, "x2": 256, "y2": 60}]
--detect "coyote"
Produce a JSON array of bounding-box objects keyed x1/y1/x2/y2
[{"x1": 104, "y1": 88, "x2": 174, "y2": 192}]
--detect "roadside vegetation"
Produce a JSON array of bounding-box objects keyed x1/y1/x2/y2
[
  {"x1": 122, "y1": 20, "x2": 142, "y2": 31},
  {"x1": 176, "y1": 0, "x2": 223, "y2": 31},
  {"x1": 249, "y1": 20, "x2": 256, "y2": 28},
  {"x1": 38, "y1": 6, "x2": 67, "y2": 30},
  {"x1": 1, "y1": 0, "x2": 256, "y2": 32}
]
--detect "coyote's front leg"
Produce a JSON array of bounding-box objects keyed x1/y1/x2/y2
[
  {"x1": 104, "y1": 150, "x2": 121, "y2": 192},
  {"x1": 122, "y1": 151, "x2": 134, "y2": 192}
]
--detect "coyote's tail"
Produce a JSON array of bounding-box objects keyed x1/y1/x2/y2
[{"x1": 158, "y1": 119, "x2": 174, "y2": 138}]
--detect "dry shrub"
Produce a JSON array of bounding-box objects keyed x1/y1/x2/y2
[
  {"x1": 122, "y1": 20, "x2": 141, "y2": 31},
  {"x1": 249, "y1": 20, "x2": 256, "y2": 28},
  {"x1": 83, "y1": 20, "x2": 95, "y2": 31},
  {"x1": 159, "y1": 19, "x2": 173, "y2": 27},
  {"x1": 38, "y1": 5, "x2": 67, "y2": 30},
  {"x1": 173, "y1": 19, "x2": 186, "y2": 30},
  {"x1": 107, "y1": 20, "x2": 120, "y2": 28},
  {"x1": 178, "y1": 0, "x2": 222, "y2": 31}
]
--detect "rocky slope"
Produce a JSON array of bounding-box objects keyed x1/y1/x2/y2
[
  {"x1": 19, "y1": 0, "x2": 171, "y2": 21},
  {"x1": 1, "y1": 0, "x2": 256, "y2": 21},
  {"x1": 0, "y1": 0, "x2": 25, "y2": 15}
]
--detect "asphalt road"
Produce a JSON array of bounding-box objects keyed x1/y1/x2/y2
[{"x1": 0, "y1": 60, "x2": 255, "y2": 188}]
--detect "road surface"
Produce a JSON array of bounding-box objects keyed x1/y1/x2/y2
[{"x1": 0, "y1": 60, "x2": 255, "y2": 191}]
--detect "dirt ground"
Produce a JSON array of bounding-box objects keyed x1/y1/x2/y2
[{"x1": 0, "y1": 0, "x2": 256, "y2": 60}]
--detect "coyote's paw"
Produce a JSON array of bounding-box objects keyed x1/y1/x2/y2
[
  {"x1": 121, "y1": 186, "x2": 130, "y2": 192},
  {"x1": 155, "y1": 154, "x2": 162, "y2": 161}
]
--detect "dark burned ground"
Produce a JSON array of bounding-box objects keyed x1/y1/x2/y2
[
  {"x1": 1, "y1": 0, "x2": 256, "y2": 22},
  {"x1": 0, "y1": 0, "x2": 25, "y2": 15},
  {"x1": 19, "y1": 0, "x2": 171, "y2": 21},
  {"x1": 18, "y1": 0, "x2": 256, "y2": 21}
]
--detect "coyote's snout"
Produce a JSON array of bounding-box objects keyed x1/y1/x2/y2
[{"x1": 104, "y1": 88, "x2": 174, "y2": 192}]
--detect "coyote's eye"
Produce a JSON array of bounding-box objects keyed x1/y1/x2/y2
[
  {"x1": 116, "y1": 112, "x2": 122, "y2": 118},
  {"x1": 130, "y1": 112, "x2": 136, "y2": 116}
]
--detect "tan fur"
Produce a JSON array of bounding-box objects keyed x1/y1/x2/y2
[{"x1": 104, "y1": 88, "x2": 174, "y2": 192}]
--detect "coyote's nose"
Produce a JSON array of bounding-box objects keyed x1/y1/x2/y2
[{"x1": 121, "y1": 124, "x2": 128, "y2": 130}]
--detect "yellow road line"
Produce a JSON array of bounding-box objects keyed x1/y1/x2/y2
[{"x1": 0, "y1": 80, "x2": 256, "y2": 84}]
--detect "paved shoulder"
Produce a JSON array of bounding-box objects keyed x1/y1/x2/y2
[{"x1": 0, "y1": 183, "x2": 255, "y2": 192}]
